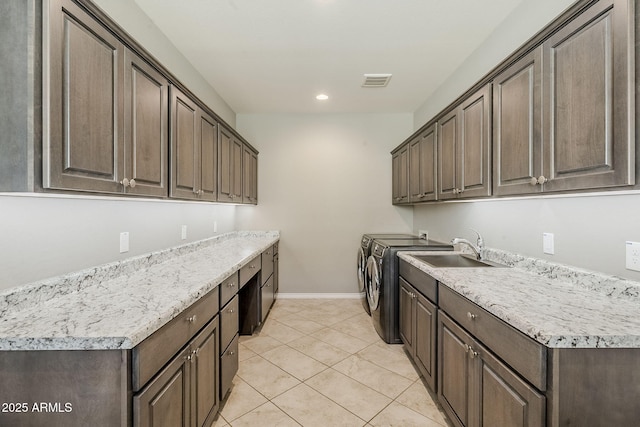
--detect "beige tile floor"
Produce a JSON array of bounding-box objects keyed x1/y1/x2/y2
[{"x1": 213, "y1": 299, "x2": 450, "y2": 427}]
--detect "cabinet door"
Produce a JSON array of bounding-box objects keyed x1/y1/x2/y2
[
  {"x1": 415, "y1": 292, "x2": 437, "y2": 392},
  {"x1": 199, "y1": 112, "x2": 217, "y2": 201},
  {"x1": 261, "y1": 275, "x2": 275, "y2": 322},
  {"x1": 409, "y1": 124, "x2": 438, "y2": 202},
  {"x1": 399, "y1": 279, "x2": 414, "y2": 351},
  {"x1": 190, "y1": 318, "x2": 219, "y2": 427},
  {"x1": 231, "y1": 138, "x2": 244, "y2": 201},
  {"x1": 217, "y1": 125, "x2": 234, "y2": 202},
  {"x1": 124, "y1": 49, "x2": 168, "y2": 197},
  {"x1": 458, "y1": 84, "x2": 491, "y2": 198},
  {"x1": 476, "y1": 339, "x2": 545, "y2": 427},
  {"x1": 134, "y1": 347, "x2": 190, "y2": 427},
  {"x1": 493, "y1": 47, "x2": 542, "y2": 196},
  {"x1": 543, "y1": 0, "x2": 634, "y2": 191},
  {"x1": 439, "y1": 311, "x2": 473, "y2": 427},
  {"x1": 392, "y1": 144, "x2": 409, "y2": 204},
  {"x1": 437, "y1": 110, "x2": 458, "y2": 200},
  {"x1": 170, "y1": 86, "x2": 199, "y2": 199},
  {"x1": 243, "y1": 145, "x2": 258, "y2": 204},
  {"x1": 44, "y1": 0, "x2": 124, "y2": 193}
]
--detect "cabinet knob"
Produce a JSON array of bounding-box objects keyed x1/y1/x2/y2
[
  {"x1": 228, "y1": 282, "x2": 236, "y2": 288},
  {"x1": 452, "y1": 188, "x2": 458, "y2": 194},
  {"x1": 469, "y1": 348, "x2": 478, "y2": 359},
  {"x1": 228, "y1": 350, "x2": 235, "y2": 356},
  {"x1": 537, "y1": 175, "x2": 548, "y2": 185},
  {"x1": 458, "y1": 188, "x2": 464, "y2": 194},
  {"x1": 250, "y1": 265, "x2": 256, "y2": 269},
  {"x1": 529, "y1": 176, "x2": 539, "y2": 186},
  {"x1": 120, "y1": 178, "x2": 130, "y2": 188},
  {"x1": 187, "y1": 315, "x2": 197, "y2": 323},
  {"x1": 467, "y1": 312, "x2": 477, "y2": 321},
  {"x1": 129, "y1": 178, "x2": 136, "y2": 188},
  {"x1": 228, "y1": 308, "x2": 234, "y2": 313}
]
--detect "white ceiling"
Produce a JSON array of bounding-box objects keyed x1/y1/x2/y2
[{"x1": 134, "y1": 0, "x2": 524, "y2": 114}]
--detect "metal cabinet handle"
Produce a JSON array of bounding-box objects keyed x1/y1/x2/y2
[
  {"x1": 529, "y1": 177, "x2": 539, "y2": 186},
  {"x1": 469, "y1": 348, "x2": 478, "y2": 359},
  {"x1": 228, "y1": 350, "x2": 235, "y2": 356},
  {"x1": 228, "y1": 308, "x2": 234, "y2": 313},
  {"x1": 537, "y1": 175, "x2": 548, "y2": 185},
  {"x1": 228, "y1": 282, "x2": 236, "y2": 288},
  {"x1": 120, "y1": 178, "x2": 130, "y2": 187},
  {"x1": 467, "y1": 312, "x2": 477, "y2": 321},
  {"x1": 187, "y1": 315, "x2": 197, "y2": 323}
]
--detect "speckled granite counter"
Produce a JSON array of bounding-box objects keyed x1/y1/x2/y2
[
  {"x1": 0, "y1": 231, "x2": 279, "y2": 351},
  {"x1": 398, "y1": 249, "x2": 640, "y2": 349}
]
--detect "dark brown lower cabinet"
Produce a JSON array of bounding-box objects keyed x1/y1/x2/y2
[
  {"x1": 219, "y1": 295, "x2": 239, "y2": 400},
  {"x1": 261, "y1": 275, "x2": 275, "y2": 323},
  {"x1": 399, "y1": 278, "x2": 437, "y2": 392},
  {"x1": 438, "y1": 312, "x2": 544, "y2": 427},
  {"x1": 134, "y1": 317, "x2": 219, "y2": 427}
]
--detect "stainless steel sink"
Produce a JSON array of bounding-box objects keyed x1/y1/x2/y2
[{"x1": 412, "y1": 254, "x2": 506, "y2": 268}]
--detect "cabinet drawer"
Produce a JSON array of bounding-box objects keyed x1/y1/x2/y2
[
  {"x1": 439, "y1": 285, "x2": 546, "y2": 391},
  {"x1": 219, "y1": 271, "x2": 239, "y2": 308},
  {"x1": 261, "y1": 246, "x2": 274, "y2": 285},
  {"x1": 220, "y1": 295, "x2": 239, "y2": 353},
  {"x1": 220, "y1": 334, "x2": 239, "y2": 400},
  {"x1": 399, "y1": 259, "x2": 437, "y2": 303},
  {"x1": 239, "y1": 255, "x2": 261, "y2": 288},
  {"x1": 132, "y1": 286, "x2": 220, "y2": 391}
]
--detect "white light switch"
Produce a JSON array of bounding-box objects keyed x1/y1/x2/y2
[
  {"x1": 543, "y1": 232, "x2": 554, "y2": 255},
  {"x1": 626, "y1": 241, "x2": 640, "y2": 272},
  {"x1": 181, "y1": 225, "x2": 187, "y2": 240},
  {"x1": 213, "y1": 221, "x2": 218, "y2": 233},
  {"x1": 119, "y1": 232, "x2": 130, "y2": 253}
]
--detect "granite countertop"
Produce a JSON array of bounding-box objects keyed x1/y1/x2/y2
[
  {"x1": 0, "y1": 231, "x2": 279, "y2": 351},
  {"x1": 398, "y1": 249, "x2": 640, "y2": 349}
]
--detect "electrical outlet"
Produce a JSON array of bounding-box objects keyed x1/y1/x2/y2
[
  {"x1": 418, "y1": 229, "x2": 429, "y2": 240},
  {"x1": 626, "y1": 241, "x2": 640, "y2": 272},
  {"x1": 181, "y1": 225, "x2": 187, "y2": 240},
  {"x1": 119, "y1": 232, "x2": 129, "y2": 253},
  {"x1": 543, "y1": 232, "x2": 554, "y2": 255}
]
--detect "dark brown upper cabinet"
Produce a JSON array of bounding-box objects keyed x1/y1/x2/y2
[
  {"x1": 243, "y1": 145, "x2": 258, "y2": 204},
  {"x1": 541, "y1": 0, "x2": 634, "y2": 192},
  {"x1": 124, "y1": 49, "x2": 169, "y2": 197},
  {"x1": 409, "y1": 124, "x2": 438, "y2": 203},
  {"x1": 437, "y1": 84, "x2": 492, "y2": 201},
  {"x1": 170, "y1": 86, "x2": 218, "y2": 201},
  {"x1": 44, "y1": 0, "x2": 125, "y2": 194},
  {"x1": 391, "y1": 143, "x2": 410, "y2": 204},
  {"x1": 492, "y1": 47, "x2": 543, "y2": 196},
  {"x1": 44, "y1": 0, "x2": 170, "y2": 197},
  {"x1": 218, "y1": 125, "x2": 243, "y2": 203},
  {"x1": 2, "y1": 0, "x2": 257, "y2": 203}
]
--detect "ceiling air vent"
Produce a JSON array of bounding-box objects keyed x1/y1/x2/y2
[{"x1": 362, "y1": 74, "x2": 392, "y2": 88}]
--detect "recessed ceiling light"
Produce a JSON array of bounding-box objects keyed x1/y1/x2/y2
[{"x1": 316, "y1": 94, "x2": 329, "y2": 100}]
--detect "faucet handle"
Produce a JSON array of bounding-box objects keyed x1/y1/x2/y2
[{"x1": 470, "y1": 228, "x2": 484, "y2": 249}]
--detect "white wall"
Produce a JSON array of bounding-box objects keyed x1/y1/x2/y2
[
  {"x1": 92, "y1": 0, "x2": 236, "y2": 126},
  {"x1": 411, "y1": 0, "x2": 640, "y2": 282},
  {"x1": 414, "y1": 192, "x2": 640, "y2": 281},
  {"x1": 235, "y1": 113, "x2": 414, "y2": 294},
  {"x1": 0, "y1": 194, "x2": 238, "y2": 291}
]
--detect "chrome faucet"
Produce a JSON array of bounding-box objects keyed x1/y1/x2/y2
[{"x1": 451, "y1": 229, "x2": 484, "y2": 260}]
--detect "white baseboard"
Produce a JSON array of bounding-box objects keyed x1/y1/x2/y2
[{"x1": 277, "y1": 293, "x2": 361, "y2": 299}]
